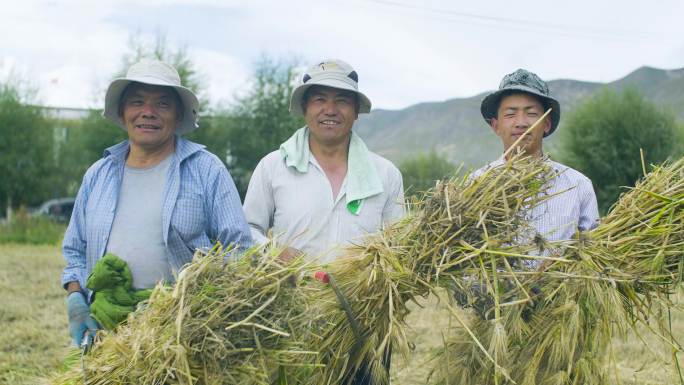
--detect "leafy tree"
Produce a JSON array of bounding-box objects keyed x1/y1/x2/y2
[
  {"x1": 0, "y1": 82, "x2": 56, "y2": 220},
  {"x1": 399, "y1": 151, "x2": 456, "y2": 198},
  {"x1": 59, "y1": 111, "x2": 125, "y2": 195},
  {"x1": 220, "y1": 57, "x2": 304, "y2": 197},
  {"x1": 558, "y1": 88, "x2": 682, "y2": 213}
]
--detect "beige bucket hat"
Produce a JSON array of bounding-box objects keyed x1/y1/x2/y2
[
  {"x1": 103, "y1": 59, "x2": 199, "y2": 134},
  {"x1": 289, "y1": 59, "x2": 372, "y2": 115}
]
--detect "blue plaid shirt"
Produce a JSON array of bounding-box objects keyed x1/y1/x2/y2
[{"x1": 61, "y1": 136, "x2": 252, "y2": 294}]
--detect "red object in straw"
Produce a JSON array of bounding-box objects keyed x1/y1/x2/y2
[{"x1": 314, "y1": 271, "x2": 330, "y2": 283}]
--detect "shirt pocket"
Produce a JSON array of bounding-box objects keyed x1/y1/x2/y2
[
  {"x1": 172, "y1": 194, "x2": 207, "y2": 241},
  {"x1": 351, "y1": 197, "x2": 384, "y2": 234}
]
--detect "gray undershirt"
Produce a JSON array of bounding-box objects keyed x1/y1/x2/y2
[{"x1": 106, "y1": 155, "x2": 173, "y2": 290}]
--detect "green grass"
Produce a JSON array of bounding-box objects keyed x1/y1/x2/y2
[
  {"x1": 0, "y1": 215, "x2": 66, "y2": 245},
  {"x1": 0, "y1": 244, "x2": 681, "y2": 384}
]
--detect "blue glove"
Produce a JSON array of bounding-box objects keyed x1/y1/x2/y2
[{"x1": 66, "y1": 292, "x2": 99, "y2": 346}]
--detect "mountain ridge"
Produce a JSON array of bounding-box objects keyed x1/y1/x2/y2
[{"x1": 355, "y1": 65, "x2": 684, "y2": 168}]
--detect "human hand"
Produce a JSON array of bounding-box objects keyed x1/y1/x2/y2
[
  {"x1": 277, "y1": 247, "x2": 303, "y2": 264},
  {"x1": 66, "y1": 292, "x2": 99, "y2": 346}
]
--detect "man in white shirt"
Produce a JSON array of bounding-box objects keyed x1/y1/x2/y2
[{"x1": 243, "y1": 59, "x2": 404, "y2": 264}]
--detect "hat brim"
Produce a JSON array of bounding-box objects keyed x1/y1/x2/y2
[
  {"x1": 289, "y1": 78, "x2": 372, "y2": 116},
  {"x1": 102, "y1": 76, "x2": 200, "y2": 135},
  {"x1": 480, "y1": 85, "x2": 561, "y2": 137}
]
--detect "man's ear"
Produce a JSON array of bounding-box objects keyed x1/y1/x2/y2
[
  {"x1": 543, "y1": 117, "x2": 552, "y2": 135},
  {"x1": 489, "y1": 118, "x2": 500, "y2": 134}
]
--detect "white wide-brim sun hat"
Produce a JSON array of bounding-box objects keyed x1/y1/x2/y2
[
  {"x1": 102, "y1": 59, "x2": 200, "y2": 135},
  {"x1": 289, "y1": 59, "x2": 372, "y2": 116}
]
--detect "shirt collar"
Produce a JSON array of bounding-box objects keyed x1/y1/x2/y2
[
  {"x1": 492, "y1": 153, "x2": 565, "y2": 178},
  {"x1": 103, "y1": 135, "x2": 205, "y2": 163},
  {"x1": 495, "y1": 152, "x2": 551, "y2": 163}
]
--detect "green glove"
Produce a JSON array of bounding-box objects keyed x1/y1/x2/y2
[{"x1": 86, "y1": 254, "x2": 152, "y2": 330}]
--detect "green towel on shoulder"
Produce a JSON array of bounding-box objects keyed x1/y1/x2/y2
[
  {"x1": 279, "y1": 126, "x2": 384, "y2": 215},
  {"x1": 86, "y1": 254, "x2": 152, "y2": 330}
]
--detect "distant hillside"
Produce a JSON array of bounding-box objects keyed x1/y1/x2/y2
[{"x1": 354, "y1": 66, "x2": 684, "y2": 169}]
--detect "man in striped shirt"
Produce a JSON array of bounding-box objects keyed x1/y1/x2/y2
[{"x1": 477, "y1": 69, "x2": 599, "y2": 252}]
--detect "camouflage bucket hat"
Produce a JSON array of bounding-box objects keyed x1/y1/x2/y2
[
  {"x1": 480, "y1": 69, "x2": 561, "y2": 137},
  {"x1": 289, "y1": 59, "x2": 372, "y2": 115}
]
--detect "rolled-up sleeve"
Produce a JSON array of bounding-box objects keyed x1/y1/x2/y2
[
  {"x1": 61, "y1": 175, "x2": 90, "y2": 290},
  {"x1": 243, "y1": 158, "x2": 274, "y2": 247}
]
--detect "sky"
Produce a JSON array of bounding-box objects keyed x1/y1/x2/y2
[{"x1": 2, "y1": 0, "x2": 683, "y2": 111}]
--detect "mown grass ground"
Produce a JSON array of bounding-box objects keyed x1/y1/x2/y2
[
  {"x1": 391, "y1": 294, "x2": 684, "y2": 385},
  {"x1": 1, "y1": 244, "x2": 681, "y2": 384},
  {"x1": 0, "y1": 244, "x2": 70, "y2": 385}
]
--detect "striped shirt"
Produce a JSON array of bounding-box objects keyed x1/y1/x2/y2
[
  {"x1": 474, "y1": 156, "x2": 599, "y2": 248},
  {"x1": 61, "y1": 136, "x2": 252, "y2": 296}
]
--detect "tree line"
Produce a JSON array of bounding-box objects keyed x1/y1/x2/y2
[{"x1": 1, "y1": 37, "x2": 681, "y2": 220}]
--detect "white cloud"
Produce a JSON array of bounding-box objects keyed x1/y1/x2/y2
[
  {"x1": 1, "y1": 0, "x2": 683, "y2": 110},
  {"x1": 192, "y1": 48, "x2": 251, "y2": 108}
]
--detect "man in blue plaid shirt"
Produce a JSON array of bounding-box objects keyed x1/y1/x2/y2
[{"x1": 61, "y1": 59, "x2": 252, "y2": 346}]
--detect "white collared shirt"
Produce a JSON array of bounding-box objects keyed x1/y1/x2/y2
[{"x1": 243, "y1": 150, "x2": 405, "y2": 264}]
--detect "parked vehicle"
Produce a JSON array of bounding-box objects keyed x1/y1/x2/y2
[{"x1": 32, "y1": 198, "x2": 75, "y2": 223}]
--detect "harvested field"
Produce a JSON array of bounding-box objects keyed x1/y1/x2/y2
[{"x1": 0, "y1": 244, "x2": 70, "y2": 385}]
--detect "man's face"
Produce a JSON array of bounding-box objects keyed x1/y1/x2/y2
[
  {"x1": 303, "y1": 85, "x2": 358, "y2": 147},
  {"x1": 119, "y1": 83, "x2": 182, "y2": 152},
  {"x1": 490, "y1": 93, "x2": 551, "y2": 156}
]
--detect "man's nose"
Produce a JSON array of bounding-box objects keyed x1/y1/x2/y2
[
  {"x1": 514, "y1": 114, "x2": 529, "y2": 128},
  {"x1": 141, "y1": 102, "x2": 158, "y2": 118},
  {"x1": 322, "y1": 100, "x2": 338, "y2": 115}
]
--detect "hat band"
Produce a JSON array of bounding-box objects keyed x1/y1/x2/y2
[{"x1": 126, "y1": 74, "x2": 182, "y2": 87}]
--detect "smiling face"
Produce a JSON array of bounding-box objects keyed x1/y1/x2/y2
[
  {"x1": 303, "y1": 85, "x2": 358, "y2": 148},
  {"x1": 119, "y1": 82, "x2": 182, "y2": 154},
  {"x1": 490, "y1": 92, "x2": 551, "y2": 157}
]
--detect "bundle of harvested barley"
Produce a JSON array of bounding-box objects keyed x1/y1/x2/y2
[
  {"x1": 51, "y1": 154, "x2": 684, "y2": 385},
  {"x1": 426, "y1": 157, "x2": 684, "y2": 385},
  {"x1": 52, "y1": 245, "x2": 321, "y2": 385},
  {"x1": 305, "y1": 155, "x2": 558, "y2": 384},
  {"x1": 311, "y1": 155, "x2": 684, "y2": 385}
]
